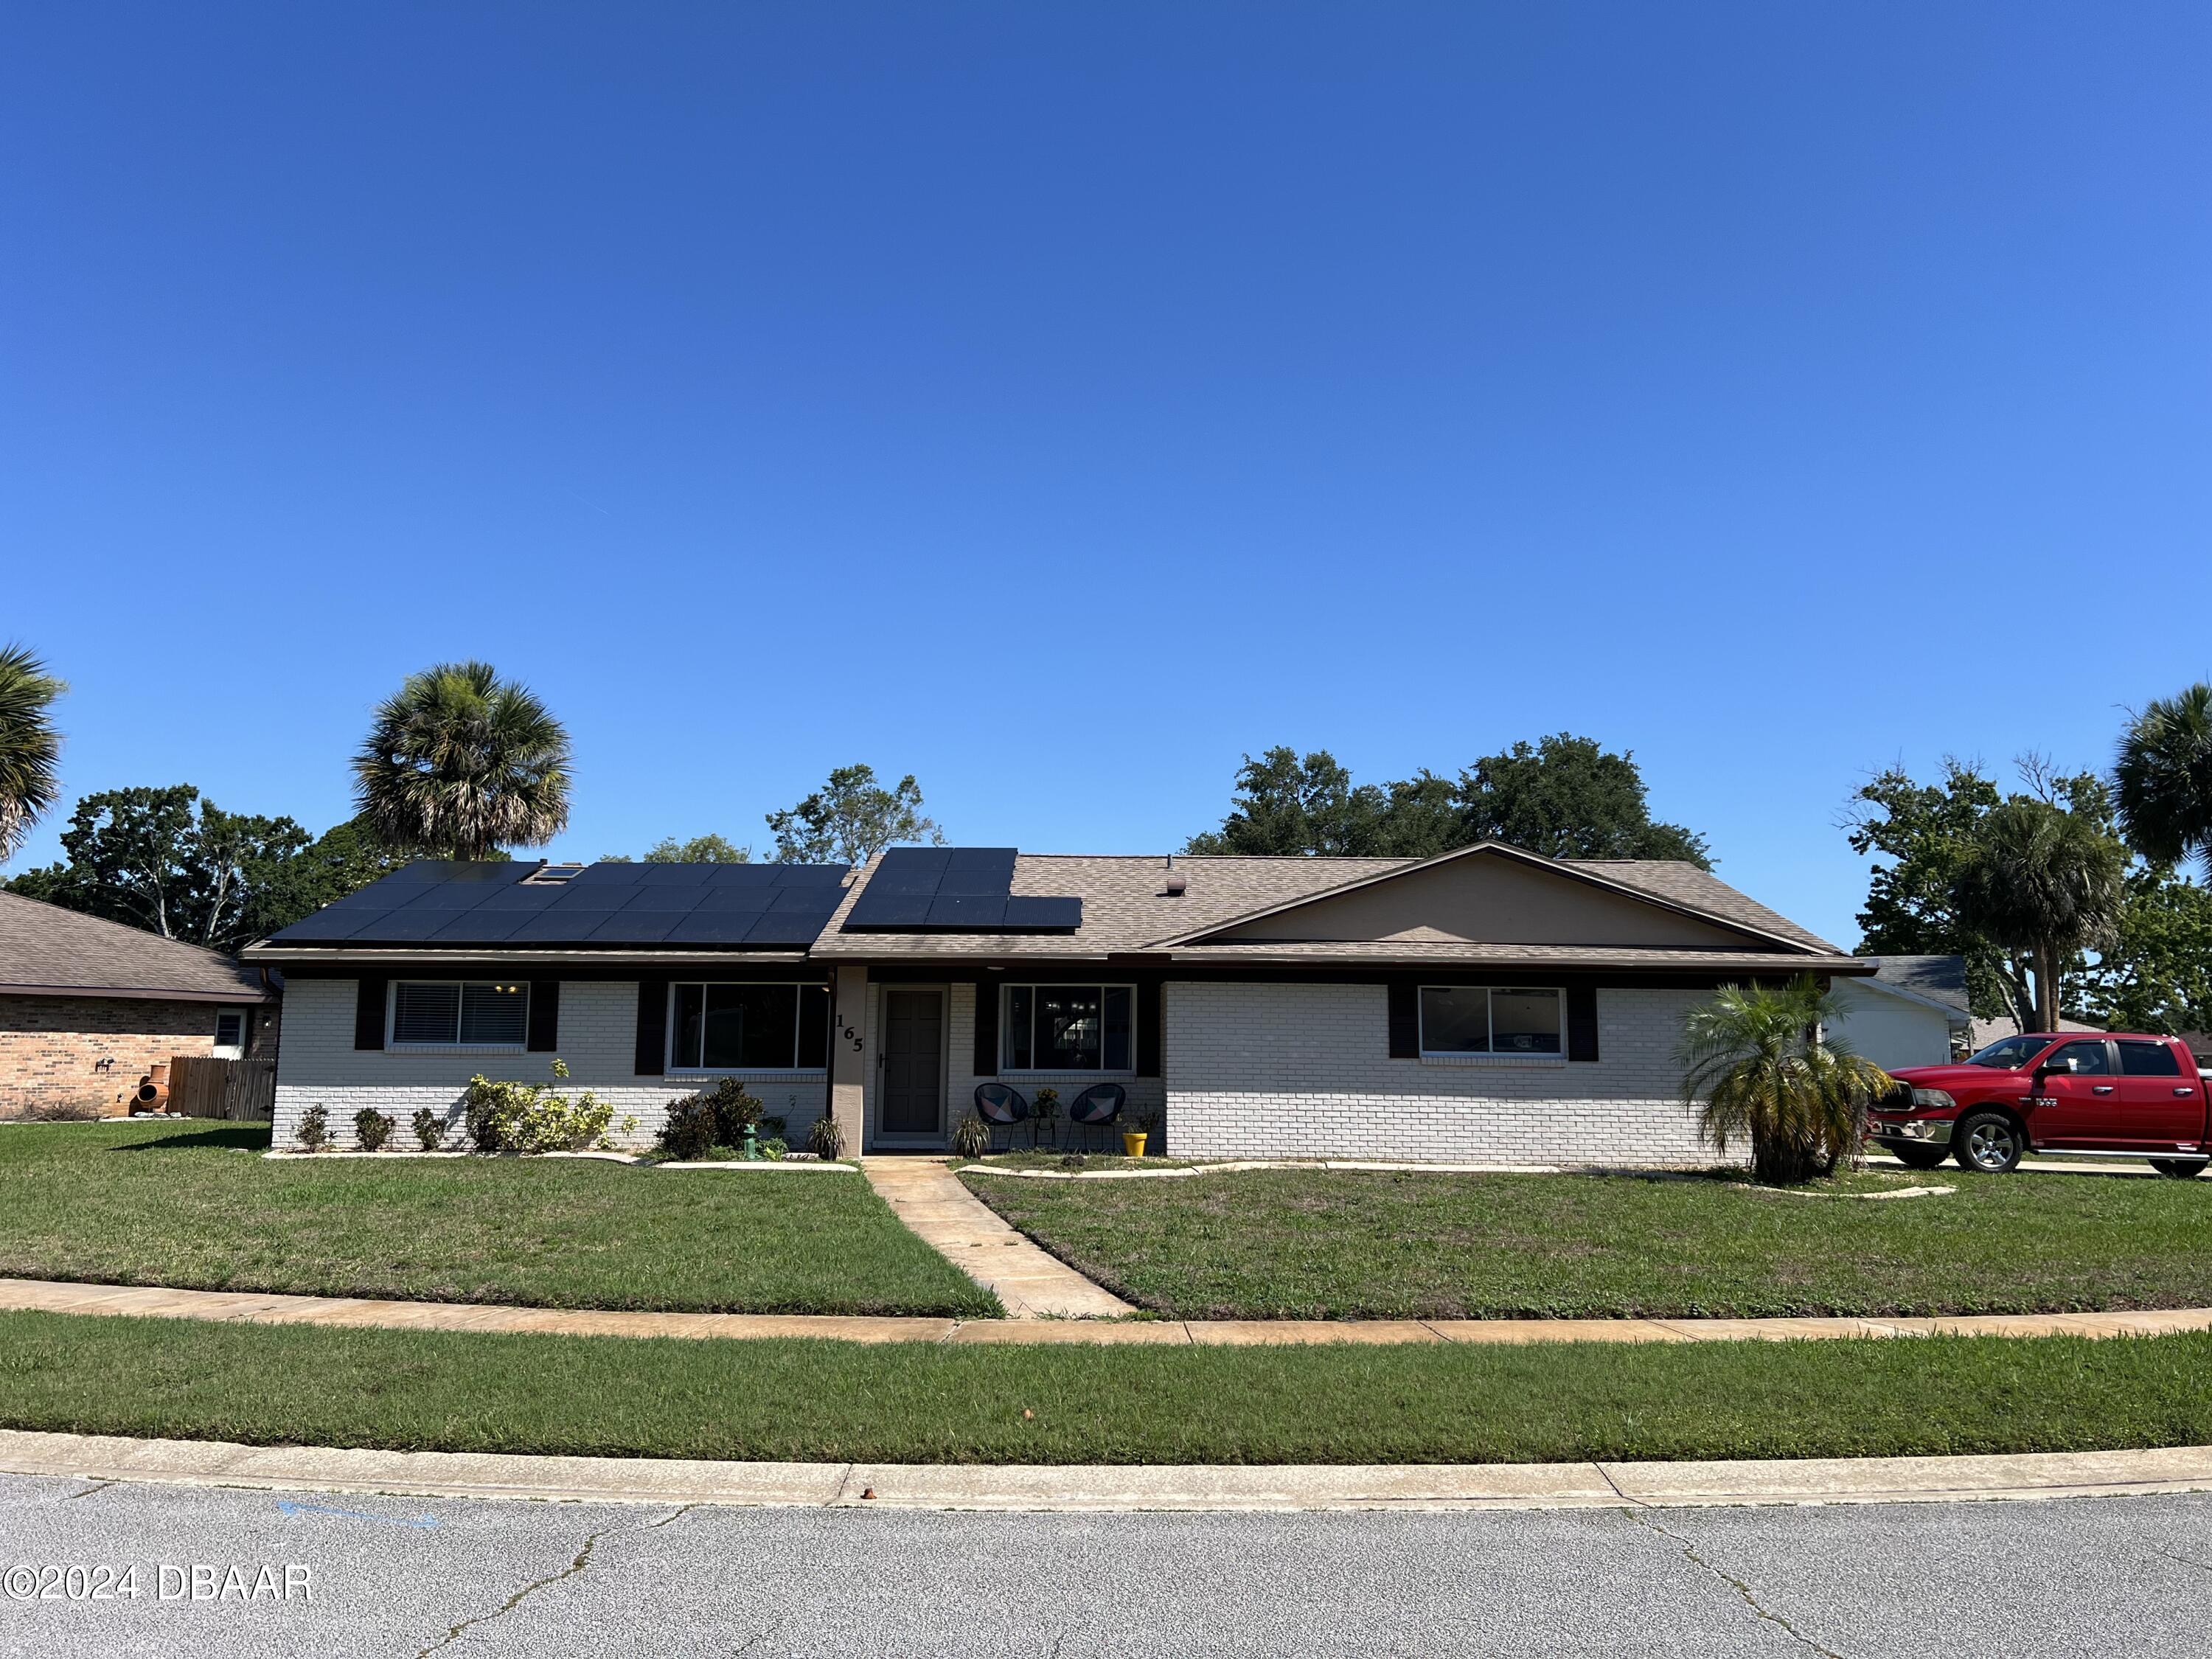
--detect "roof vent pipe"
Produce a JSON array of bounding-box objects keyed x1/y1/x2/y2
[{"x1": 1164, "y1": 856, "x2": 1187, "y2": 898}]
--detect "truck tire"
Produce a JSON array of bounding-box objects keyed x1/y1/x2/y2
[
  {"x1": 1954, "y1": 1111, "x2": 2024, "y2": 1174},
  {"x1": 2149, "y1": 1159, "x2": 2210, "y2": 1180},
  {"x1": 1889, "y1": 1143, "x2": 1950, "y2": 1171}
]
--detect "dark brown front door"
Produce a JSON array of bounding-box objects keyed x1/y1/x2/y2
[{"x1": 880, "y1": 989, "x2": 944, "y2": 1137}]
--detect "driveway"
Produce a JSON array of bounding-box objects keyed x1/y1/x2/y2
[{"x1": 4, "y1": 1472, "x2": 2211, "y2": 1656}]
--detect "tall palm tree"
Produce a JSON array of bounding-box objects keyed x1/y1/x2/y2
[
  {"x1": 0, "y1": 643, "x2": 66, "y2": 863},
  {"x1": 352, "y1": 662, "x2": 571, "y2": 860},
  {"x1": 2116, "y1": 682, "x2": 2212, "y2": 878},
  {"x1": 1679, "y1": 976, "x2": 1892, "y2": 1186},
  {"x1": 1950, "y1": 798, "x2": 2125, "y2": 1032}
]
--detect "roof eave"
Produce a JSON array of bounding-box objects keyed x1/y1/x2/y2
[{"x1": 0, "y1": 981, "x2": 274, "y2": 1004}]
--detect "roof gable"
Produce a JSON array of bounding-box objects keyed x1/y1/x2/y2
[
  {"x1": 0, "y1": 891, "x2": 269, "y2": 1001},
  {"x1": 1153, "y1": 842, "x2": 1825, "y2": 954}
]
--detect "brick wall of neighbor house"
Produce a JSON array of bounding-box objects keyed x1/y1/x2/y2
[
  {"x1": 0, "y1": 995, "x2": 223, "y2": 1118},
  {"x1": 1162, "y1": 981, "x2": 1710, "y2": 1164},
  {"x1": 857, "y1": 982, "x2": 1166, "y2": 1150},
  {"x1": 271, "y1": 978, "x2": 828, "y2": 1150}
]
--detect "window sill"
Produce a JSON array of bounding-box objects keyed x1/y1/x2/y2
[
  {"x1": 386, "y1": 1044, "x2": 528, "y2": 1056},
  {"x1": 1418, "y1": 1053, "x2": 1569, "y2": 1068},
  {"x1": 998, "y1": 1070, "x2": 1139, "y2": 1081},
  {"x1": 664, "y1": 1068, "x2": 829, "y2": 1079}
]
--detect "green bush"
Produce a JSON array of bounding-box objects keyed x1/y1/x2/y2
[
  {"x1": 951, "y1": 1113, "x2": 991, "y2": 1158},
  {"x1": 761, "y1": 1137, "x2": 788, "y2": 1161},
  {"x1": 807, "y1": 1114, "x2": 846, "y2": 1159},
  {"x1": 411, "y1": 1108, "x2": 447, "y2": 1152},
  {"x1": 295, "y1": 1104, "x2": 329, "y2": 1153},
  {"x1": 352, "y1": 1109, "x2": 394, "y2": 1152},
  {"x1": 462, "y1": 1060, "x2": 616, "y2": 1155},
  {"x1": 655, "y1": 1079, "x2": 766, "y2": 1161}
]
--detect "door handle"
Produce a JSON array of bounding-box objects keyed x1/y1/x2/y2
[
  {"x1": 2178, "y1": 1088, "x2": 2198, "y2": 1097},
  {"x1": 2093, "y1": 1085, "x2": 2115, "y2": 1095}
]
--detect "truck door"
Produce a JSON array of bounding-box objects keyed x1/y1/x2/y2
[
  {"x1": 2025, "y1": 1039, "x2": 2118, "y2": 1148},
  {"x1": 2112, "y1": 1040, "x2": 2208, "y2": 1151}
]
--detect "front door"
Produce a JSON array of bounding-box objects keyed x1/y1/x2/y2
[{"x1": 880, "y1": 989, "x2": 945, "y2": 1138}]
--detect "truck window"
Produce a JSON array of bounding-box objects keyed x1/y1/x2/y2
[
  {"x1": 1966, "y1": 1036, "x2": 2051, "y2": 1069},
  {"x1": 2118, "y1": 1040, "x2": 2183, "y2": 1077},
  {"x1": 2048, "y1": 1039, "x2": 2112, "y2": 1076}
]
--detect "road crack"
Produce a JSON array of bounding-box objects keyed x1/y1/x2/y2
[
  {"x1": 1624, "y1": 1509, "x2": 1848, "y2": 1658},
  {"x1": 646, "y1": 1501, "x2": 702, "y2": 1529},
  {"x1": 417, "y1": 1529, "x2": 604, "y2": 1656},
  {"x1": 2157, "y1": 1546, "x2": 2212, "y2": 1578},
  {"x1": 61, "y1": 1478, "x2": 118, "y2": 1501}
]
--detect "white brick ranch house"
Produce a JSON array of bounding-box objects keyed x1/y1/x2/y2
[{"x1": 245, "y1": 843, "x2": 1870, "y2": 1163}]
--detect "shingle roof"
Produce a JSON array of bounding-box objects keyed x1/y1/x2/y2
[
  {"x1": 1868, "y1": 954, "x2": 1972, "y2": 1013},
  {"x1": 0, "y1": 892, "x2": 271, "y2": 1002},
  {"x1": 811, "y1": 850, "x2": 1854, "y2": 966}
]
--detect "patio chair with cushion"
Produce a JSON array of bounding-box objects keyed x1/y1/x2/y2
[
  {"x1": 1067, "y1": 1082, "x2": 1125, "y2": 1152},
  {"x1": 973, "y1": 1083, "x2": 1031, "y2": 1154}
]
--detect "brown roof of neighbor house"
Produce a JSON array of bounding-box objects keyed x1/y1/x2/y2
[
  {"x1": 810, "y1": 847, "x2": 1862, "y2": 971},
  {"x1": 0, "y1": 891, "x2": 272, "y2": 1003}
]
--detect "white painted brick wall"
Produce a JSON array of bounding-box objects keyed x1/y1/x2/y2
[
  {"x1": 272, "y1": 979, "x2": 827, "y2": 1151},
  {"x1": 1163, "y1": 981, "x2": 1711, "y2": 1164}
]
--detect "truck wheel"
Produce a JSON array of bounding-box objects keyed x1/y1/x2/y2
[
  {"x1": 1954, "y1": 1112, "x2": 2024, "y2": 1174},
  {"x1": 1889, "y1": 1144, "x2": 1950, "y2": 1171},
  {"x1": 2149, "y1": 1159, "x2": 2210, "y2": 1180}
]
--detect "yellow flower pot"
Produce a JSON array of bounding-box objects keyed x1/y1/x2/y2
[{"x1": 1121, "y1": 1131, "x2": 1148, "y2": 1158}]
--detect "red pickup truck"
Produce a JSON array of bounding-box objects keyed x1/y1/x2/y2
[{"x1": 1871, "y1": 1033, "x2": 2212, "y2": 1176}]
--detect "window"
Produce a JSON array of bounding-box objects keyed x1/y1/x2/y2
[
  {"x1": 1001, "y1": 985, "x2": 1134, "y2": 1071},
  {"x1": 1966, "y1": 1035, "x2": 2053, "y2": 1069},
  {"x1": 212, "y1": 1007, "x2": 246, "y2": 1058},
  {"x1": 390, "y1": 981, "x2": 529, "y2": 1047},
  {"x1": 2118, "y1": 1040, "x2": 2184, "y2": 1078},
  {"x1": 2048, "y1": 1038, "x2": 2111, "y2": 1077},
  {"x1": 1419, "y1": 986, "x2": 1562, "y2": 1056},
  {"x1": 668, "y1": 984, "x2": 830, "y2": 1071}
]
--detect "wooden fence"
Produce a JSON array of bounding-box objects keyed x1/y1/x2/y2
[{"x1": 168, "y1": 1056, "x2": 276, "y2": 1121}]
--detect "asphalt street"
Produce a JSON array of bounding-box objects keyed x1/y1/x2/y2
[{"x1": 6, "y1": 1472, "x2": 2212, "y2": 1658}]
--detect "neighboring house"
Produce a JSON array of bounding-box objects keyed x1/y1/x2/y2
[
  {"x1": 246, "y1": 843, "x2": 1868, "y2": 1164},
  {"x1": 1967, "y1": 1012, "x2": 2103, "y2": 1053},
  {"x1": 1823, "y1": 954, "x2": 1973, "y2": 1070},
  {"x1": 0, "y1": 891, "x2": 279, "y2": 1117}
]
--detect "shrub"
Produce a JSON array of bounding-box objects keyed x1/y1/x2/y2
[
  {"x1": 21, "y1": 1097, "x2": 108, "y2": 1122},
  {"x1": 296, "y1": 1104, "x2": 330, "y2": 1152},
  {"x1": 353, "y1": 1109, "x2": 394, "y2": 1152},
  {"x1": 760, "y1": 1136, "x2": 788, "y2": 1161},
  {"x1": 656, "y1": 1079, "x2": 767, "y2": 1161},
  {"x1": 761, "y1": 1115, "x2": 787, "y2": 1142},
  {"x1": 461, "y1": 1059, "x2": 616, "y2": 1155},
  {"x1": 950, "y1": 1113, "x2": 991, "y2": 1158},
  {"x1": 807, "y1": 1113, "x2": 846, "y2": 1159},
  {"x1": 412, "y1": 1108, "x2": 447, "y2": 1152}
]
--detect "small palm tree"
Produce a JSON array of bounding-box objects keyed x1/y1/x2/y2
[
  {"x1": 0, "y1": 643, "x2": 66, "y2": 863},
  {"x1": 2117, "y1": 682, "x2": 2212, "y2": 878},
  {"x1": 1679, "y1": 976, "x2": 1892, "y2": 1186},
  {"x1": 1950, "y1": 798, "x2": 2125, "y2": 1032},
  {"x1": 352, "y1": 662, "x2": 571, "y2": 860}
]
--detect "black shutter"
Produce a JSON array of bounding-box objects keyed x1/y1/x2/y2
[
  {"x1": 634, "y1": 979, "x2": 667, "y2": 1076},
  {"x1": 1387, "y1": 979, "x2": 1419, "y2": 1059},
  {"x1": 353, "y1": 976, "x2": 387, "y2": 1051},
  {"x1": 526, "y1": 979, "x2": 560, "y2": 1052},
  {"x1": 1136, "y1": 979, "x2": 1162, "y2": 1077},
  {"x1": 1567, "y1": 984, "x2": 1600, "y2": 1062},
  {"x1": 973, "y1": 980, "x2": 999, "y2": 1077}
]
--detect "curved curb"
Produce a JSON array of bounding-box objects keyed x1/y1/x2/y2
[{"x1": 4, "y1": 1429, "x2": 2211, "y2": 1514}]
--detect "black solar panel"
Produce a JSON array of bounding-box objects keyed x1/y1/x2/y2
[
  {"x1": 264, "y1": 859, "x2": 850, "y2": 950},
  {"x1": 842, "y1": 847, "x2": 1081, "y2": 933}
]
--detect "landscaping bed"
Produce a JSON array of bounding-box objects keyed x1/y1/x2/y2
[
  {"x1": 3, "y1": 1309, "x2": 2210, "y2": 1464},
  {"x1": 961, "y1": 1164, "x2": 2212, "y2": 1320},
  {"x1": 0, "y1": 1121, "x2": 996, "y2": 1318}
]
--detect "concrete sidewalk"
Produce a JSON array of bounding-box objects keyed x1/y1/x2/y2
[
  {"x1": 860, "y1": 1156, "x2": 1133, "y2": 1318},
  {"x1": 6, "y1": 1275, "x2": 2212, "y2": 1346},
  {"x1": 4, "y1": 1426, "x2": 2210, "y2": 1513}
]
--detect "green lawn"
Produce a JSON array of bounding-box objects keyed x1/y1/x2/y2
[
  {"x1": 962, "y1": 1165, "x2": 2212, "y2": 1321},
  {"x1": 4, "y1": 1310, "x2": 2210, "y2": 1464},
  {"x1": 0, "y1": 1121, "x2": 996, "y2": 1318}
]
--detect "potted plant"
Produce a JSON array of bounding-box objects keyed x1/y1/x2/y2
[
  {"x1": 1032, "y1": 1087, "x2": 1061, "y2": 1148},
  {"x1": 1122, "y1": 1107, "x2": 1161, "y2": 1159}
]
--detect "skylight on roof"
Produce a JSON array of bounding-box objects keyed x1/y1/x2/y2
[{"x1": 523, "y1": 863, "x2": 586, "y2": 885}]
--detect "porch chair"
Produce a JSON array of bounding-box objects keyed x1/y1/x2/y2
[
  {"x1": 973, "y1": 1083, "x2": 1031, "y2": 1154},
  {"x1": 1067, "y1": 1082, "x2": 1126, "y2": 1152}
]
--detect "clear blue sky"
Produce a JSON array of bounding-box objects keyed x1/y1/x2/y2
[{"x1": 4, "y1": 3, "x2": 2207, "y2": 948}]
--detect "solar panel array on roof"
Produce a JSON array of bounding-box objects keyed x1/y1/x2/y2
[
  {"x1": 842, "y1": 847, "x2": 1082, "y2": 932},
  {"x1": 267, "y1": 860, "x2": 852, "y2": 948}
]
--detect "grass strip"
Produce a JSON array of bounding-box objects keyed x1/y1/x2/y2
[
  {"x1": 0, "y1": 1122, "x2": 996, "y2": 1318},
  {"x1": 964, "y1": 1165, "x2": 2212, "y2": 1320},
  {"x1": 4, "y1": 1310, "x2": 2212, "y2": 1465}
]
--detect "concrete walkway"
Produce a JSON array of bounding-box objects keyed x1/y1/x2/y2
[
  {"x1": 7, "y1": 1275, "x2": 2212, "y2": 1346},
  {"x1": 5, "y1": 1426, "x2": 2211, "y2": 1512},
  {"x1": 860, "y1": 1155, "x2": 1134, "y2": 1318}
]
